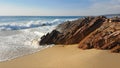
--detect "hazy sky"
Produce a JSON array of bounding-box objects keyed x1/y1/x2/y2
[{"x1": 0, "y1": 0, "x2": 120, "y2": 16}]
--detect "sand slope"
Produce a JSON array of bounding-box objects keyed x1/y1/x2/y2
[{"x1": 0, "y1": 45, "x2": 120, "y2": 68}]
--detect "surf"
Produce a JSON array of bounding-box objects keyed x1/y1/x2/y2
[{"x1": 0, "y1": 16, "x2": 80, "y2": 62}]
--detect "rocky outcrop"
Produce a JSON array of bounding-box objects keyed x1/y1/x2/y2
[
  {"x1": 40, "y1": 30, "x2": 61, "y2": 45},
  {"x1": 79, "y1": 17, "x2": 120, "y2": 53},
  {"x1": 40, "y1": 16, "x2": 106, "y2": 45},
  {"x1": 39, "y1": 16, "x2": 120, "y2": 53}
]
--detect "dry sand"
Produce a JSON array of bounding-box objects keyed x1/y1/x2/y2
[{"x1": 0, "y1": 44, "x2": 120, "y2": 68}]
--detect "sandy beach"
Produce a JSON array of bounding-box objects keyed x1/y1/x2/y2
[
  {"x1": 0, "y1": 0, "x2": 120, "y2": 68},
  {"x1": 0, "y1": 44, "x2": 120, "y2": 68}
]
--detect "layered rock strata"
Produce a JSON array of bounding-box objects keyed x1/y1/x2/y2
[{"x1": 40, "y1": 16, "x2": 120, "y2": 53}]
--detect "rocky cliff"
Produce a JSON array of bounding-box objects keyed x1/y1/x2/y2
[{"x1": 39, "y1": 16, "x2": 120, "y2": 53}]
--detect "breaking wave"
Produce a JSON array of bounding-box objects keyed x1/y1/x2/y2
[
  {"x1": 0, "y1": 19, "x2": 75, "y2": 31},
  {"x1": 0, "y1": 16, "x2": 79, "y2": 62}
]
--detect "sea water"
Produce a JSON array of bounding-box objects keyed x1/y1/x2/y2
[{"x1": 0, "y1": 16, "x2": 81, "y2": 62}]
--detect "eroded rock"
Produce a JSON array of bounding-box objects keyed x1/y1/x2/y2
[
  {"x1": 40, "y1": 16, "x2": 106, "y2": 45},
  {"x1": 79, "y1": 18, "x2": 120, "y2": 53},
  {"x1": 39, "y1": 16, "x2": 120, "y2": 53}
]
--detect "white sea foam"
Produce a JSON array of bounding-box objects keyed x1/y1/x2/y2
[
  {"x1": 0, "y1": 25, "x2": 56, "y2": 62},
  {"x1": 0, "y1": 17, "x2": 78, "y2": 62},
  {"x1": 0, "y1": 19, "x2": 66, "y2": 31}
]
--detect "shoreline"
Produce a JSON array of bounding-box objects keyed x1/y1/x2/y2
[{"x1": 0, "y1": 44, "x2": 120, "y2": 68}]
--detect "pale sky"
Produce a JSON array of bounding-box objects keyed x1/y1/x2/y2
[{"x1": 0, "y1": 0, "x2": 120, "y2": 16}]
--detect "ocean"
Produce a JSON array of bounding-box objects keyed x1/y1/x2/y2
[{"x1": 0, "y1": 16, "x2": 81, "y2": 62}]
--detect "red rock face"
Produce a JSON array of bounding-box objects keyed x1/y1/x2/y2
[{"x1": 40, "y1": 16, "x2": 120, "y2": 53}]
